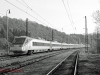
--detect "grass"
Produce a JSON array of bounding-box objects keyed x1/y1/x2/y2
[
  {"x1": 0, "y1": 49, "x2": 8, "y2": 56},
  {"x1": 78, "y1": 50, "x2": 100, "y2": 75}
]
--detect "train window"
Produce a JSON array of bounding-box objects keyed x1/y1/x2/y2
[
  {"x1": 41, "y1": 43, "x2": 44, "y2": 46},
  {"x1": 33, "y1": 42, "x2": 38, "y2": 46},
  {"x1": 40, "y1": 43, "x2": 42, "y2": 46},
  {"x1": 46, "y1": 43, "x2": 48, "y2": 46},
  {"x1": 32, "y1": 42, "x2": 34, "y2": 46},
  {"x1": 35, "y1": 42, "x2": 37, "y2": 46},
  {"x1": 39, "y1": 42, "x2": 44, "y2": 46},
  {"x1": 46, "y1": 43, "x2": 47, "y2": 46},
  {"x1": 44, "y1": 43, "x2": 46, "y2": 46},
  {"x1": 42, "y1": 43, "x2": 44, "y2": 46},
  {"x1": 24, "y1": 39, "x2": 28, "y2": 44},
  {"x1": 44, "y1": 43, "x2": 49, "y2": 46},
  {"x1": 13, "y1": 38, "x2": 26, "y2": 45},
  {"x1": 33, "y1": 42, "x2": 50, "y2": 46},
  {"x1": 38, "y1": 43, "x2": 41, "y2": 46}
]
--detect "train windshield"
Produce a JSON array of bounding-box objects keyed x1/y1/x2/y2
[{"x1": 13, "y1": 38, "x2": 26, "y2": 45}]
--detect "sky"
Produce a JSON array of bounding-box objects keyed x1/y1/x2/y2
[{"x1": 0, "y1": 0, "x2": 100, "y2": 34}]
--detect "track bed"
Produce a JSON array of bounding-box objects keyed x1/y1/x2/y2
[
  {"x1": 51, "y1": 51, "x2": 78, "y2": 75},
  {"x1": 3, "y1": 49, "x2": 77, "y2": 75}
]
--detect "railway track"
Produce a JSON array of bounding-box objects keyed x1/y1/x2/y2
[
  {"x1": 0, "y1": 54, "x2": 27, "y2": 61},
  {"x1": 46, "y1": 51, "x2": 79, "y2": 75},
  {"x1": 0, "y1": 50, "x2": 65, "y2": 62},
  {"x1": 0, "y1": 50, "x2": 62, "y2": 64},
  {"x1": 3, "y1": 49, "x2": 77, "y2": 75},
  {"x1": 0, "y1": 55, "x2": 11, "y2": 61},
  {"x1": 0, "y1": 50, "x2": 69, "y2": 74}
]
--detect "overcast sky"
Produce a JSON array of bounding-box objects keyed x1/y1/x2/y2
[{"x1": 0, "y1": 0, "x2": 100, "y2": 34}]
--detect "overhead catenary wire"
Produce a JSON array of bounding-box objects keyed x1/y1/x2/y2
[
  {"x1": 66, "y1": 0, "x2": 74, "y2": 24},
  {"x1": 66, "y1": 0, "x2": 76, "y2": 32},
  {"x1": 22, "y1": 0, "x2": 32, "y2": 10},
  {"x1": 5, "y1": 0, "x2": 60, "y2": 43},
  {"x1": 63, "y1": 17, "x2": 84, "y2": 28},
  {"x1": 74, "y1": 17, "x2": 84, "y2": 24},
  {"x1": 16, "y1": 0, "x2": 28, "y2": 8},
  {"x1": 18, "y1": 0, "x2": 57, "y2": 29},
  {"x1": 62, "y1": 0, "x2": 75, "y2": 33},
  {"x1": 5, "y1": 0, "x2": 51, "y2": 27}
]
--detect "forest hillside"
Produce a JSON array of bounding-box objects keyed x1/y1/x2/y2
[{"x1": 0, "y1": 16, "x2": 86, "y2": 49}]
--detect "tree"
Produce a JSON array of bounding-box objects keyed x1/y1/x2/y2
[
  {"x1": 0, "y1": 16, "x2": 86, "y2": 49},
  {"x1": 0, "y1": 28, "x2": 6, "y2": 38},
  {"x1": 92, "y1": 10, "x2": 100, "y2": 53},
  {"x1": 92, "y1": 10, "x2": 100, "y2": 24}
]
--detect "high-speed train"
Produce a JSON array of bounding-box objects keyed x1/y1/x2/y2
[{"x1": 10, "y1": 36, "x2": 85, "y2": 55}]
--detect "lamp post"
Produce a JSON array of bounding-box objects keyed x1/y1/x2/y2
[{"x1": 6, "y1": 9, "x2": 10, "y2": 54}]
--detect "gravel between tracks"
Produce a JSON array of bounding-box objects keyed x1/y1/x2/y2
[{"x1": 0, "y1": 51, "x2": 63, "y2": 68}]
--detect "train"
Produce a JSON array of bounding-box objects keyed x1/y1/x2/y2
[{"x1": 10, "y1": 36, "x2": 85, "y2": 55}]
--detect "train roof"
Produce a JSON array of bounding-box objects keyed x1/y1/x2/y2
[
  {"x1": 51, "y1": 41, "x2": 61, "y2": 45},
  {"x1": 31, "y1": 38, "x2": 50, "y2": 43},
  {"x1": 14, "y1": 36, "x2": 82, "y2": 45},
  {"x1": 14, "y1": 36, "x2": 50, "y2": 43}
]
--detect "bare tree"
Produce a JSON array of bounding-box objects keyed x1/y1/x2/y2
[{"x1": 92, "y1": 10, "x2": 100, "y2": 53}]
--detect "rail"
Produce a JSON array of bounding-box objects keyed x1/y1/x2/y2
[
  {"x1": 74, "y1": 52, "x2": 79, "y2": 75},
  {"x1": 46, "y1": 51, "x2": 79, "y2": 75},
  {"x1": 46, "y1": 51, "x2": 76, "y2": 75}
]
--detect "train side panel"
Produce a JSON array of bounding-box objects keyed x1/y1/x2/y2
[{"x1": 10, "y1": 36, "x2": 85, "y2": 55}]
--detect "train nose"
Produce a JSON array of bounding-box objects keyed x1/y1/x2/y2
[{"x1": 10, "y1": 45, "x2": 22, "y2": 52}]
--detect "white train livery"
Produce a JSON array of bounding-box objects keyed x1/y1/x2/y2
[{"x1": 10, "y1": 36, "x2": 85, "y2": 55}]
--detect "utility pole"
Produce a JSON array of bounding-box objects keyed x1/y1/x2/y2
[
  {"x1": 6, "y1": 9, "x2": 10, "y2": 54},
  {"x1": 91, "y1": 34, "x2": 93, "y2": 49},
  {"x1": 85, "y1": 16, "x2": 88, "y2": 53},
  {"x1": 97, "y1": 28, "x2": 99, "y2": 53},
  {"x1": 78, "y1": 37, "x2": 80, "y2": 44},
  {"x1": 52, "y1": 29, "x2": 54, "y2": 41},
  {"x1": 26, "y1": 18, "x2": 28, "y2": 36},
  {"x1": 62, "y1": 28, "x2": 63, "y2": 43},
  {"x1": 67, "y1": 35, "x2": 69, "y2": 44}
]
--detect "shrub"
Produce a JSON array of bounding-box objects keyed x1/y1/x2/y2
[{"x1": 0, "y1": 38, "x2": 8, "y2": 49}]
